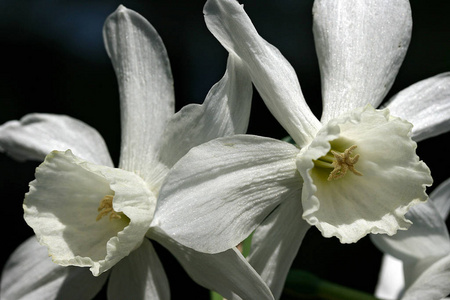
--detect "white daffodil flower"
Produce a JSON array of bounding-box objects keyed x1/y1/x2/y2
[
  {"x1": 372, "y1": 177, "x2": 450, "y2": 300},
  {"x1": 151, "y1": 0, "x2": 450, "y2": 298},
  {"x1": 0, "y1": 5, "x2": 274, "y2": 300}
]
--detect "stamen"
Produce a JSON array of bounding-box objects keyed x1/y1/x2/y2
[
  {"x1": 96, "y1": 195, "x2": 123, "y2": 221},
  {"x1": 328, "y1": 145, "x2": 363, "y2": 181}
]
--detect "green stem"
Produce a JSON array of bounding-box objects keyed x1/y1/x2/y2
[
  {"x1": 285, "y1": 270, "x2": 379, "y2": 300},
  {"x1": 317, "y1": 280, "x2": 379, "y2": 300}
]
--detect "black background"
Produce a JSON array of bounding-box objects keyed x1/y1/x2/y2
[{"x1": 1, "y1": 0, "x2": 450, "y2": 299}]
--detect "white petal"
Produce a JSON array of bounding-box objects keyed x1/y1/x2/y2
[
  {"x1": 385, "y1": 73, "x2": 450, "y2": 142},
  {"x1": 0, "y1": 113, "x2": 113, "y2": 167},
  {"x1": 107, "y1": 239, "x2": 170, "y2": 300},
  {"x1": 298, "y1": 105, "x2": 432, "y2": 243},
  {"x1": 371, "y1": 200, "x2": 450, "y2": 264},
  {"x1": 1, "y1": 237, "x2": 108, "y2": 300},
  {"x1": 150, "y1": 231, "x2": 273, "y2": 300},
  {"x1": 103, "y1": 5, "x2": 175, "y2": 176},
  {"x1": 152, "y1": 135, "x2": 301, "y2": 253},
  {"x1": 148, "y1": 54, "x2": 252, "y2": 191},
  {"x1": 247, "y1": 195, "x2": 310, "y2": 299},
  {"x1": 157, "y1": 53, "x2": 252, "y2": 170},
  {"x1": 430, "y1": 177, "x2": 450, "y2": 220},
  {"x1": 204, "y1": 0, "x2": 321, "y2": 148},
  {"x1": 313, "y1": 0, "x2": 412, "y2": 123},
  {"x1": 402, "y1": 254, "x2": 450, "y2": 300},
  {"x1": 24, "y1": 150, "x2": 156, "y2": 276},
  {"x1": 375, "y1": 255, "x2": 404, "y2": 300}
]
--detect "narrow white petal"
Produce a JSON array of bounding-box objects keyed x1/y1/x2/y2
[
  {"x1": 0, "y1": 113, "x2": 113, "y2": 167},
  {"x1": 313, "y1": 0, "x2": 412, "y2": 123},
  {"x1": 401, "y1": 254, "x2": 450, "y2": 300},
  {"x1": 151, "y1": 232, "x2": 274, "y2": 300},
  {"x1": 103, "y1": 5, "x2": 175, "y2": 175},
  {"x1": 248, "y1": 195, "x2": 310, "y2": 299},
  {"x1": 430, "y1": 177, "x2": 450, "y2": 220},
  {"x1": 385, "y1": 73, "x2": 450, "y2": 142},
  {"x1": 157, "y1": 54, "x2": 252, "y2": 169},
  {"x1": 1, "y1": 237, "x2": 108, "y2": 300},
  {"x1": 375, "y1": 255, "x2": 404, "y2": 300},
  {"x1": 152, "y1": 135, "x2": 300, "y2": 253},
  {"x1": 204, "y1": 0, "x2": 321, "y2": 147},
  {"x1": 24, "y1": 150, "x2": 156, "y2": 276},
  {"x1": 298, "y1": 106, "x2": 432, "y2": 243},
  {"x1": 107, "y1": 239, "x2": 170, "y2": 300}
]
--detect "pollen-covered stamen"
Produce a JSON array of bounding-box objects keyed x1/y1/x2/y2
[
  {"x1": 96, "y1": 195, "x2": 124, "y2": 221},
  {"x1": 328, "y1": 145, "x2": 363, "y2": 181}
]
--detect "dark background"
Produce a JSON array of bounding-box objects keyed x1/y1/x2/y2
[{"x1": 1, "y1": 0, "x2": 450, "y2": 299}]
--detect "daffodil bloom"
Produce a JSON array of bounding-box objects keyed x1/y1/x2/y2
[
  {"x1": 152, "y1": 0, "x2": 450, "y2": 298},
  {"x1": 0, "y1": 5, "x2": 274, "y2": 300},
  {"x1": 372, "y1": 177, "x2": 450, "y2": 300}
]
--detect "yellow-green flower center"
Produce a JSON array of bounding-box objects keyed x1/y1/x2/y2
[{"x1": 314, "y1": 144, "x2": 363, "y2": 181}]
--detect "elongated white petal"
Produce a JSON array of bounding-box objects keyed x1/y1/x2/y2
[
  {"x1": 313, "y1": 0, "x2": 412, "y2": 123},
  {"x1": 157, "y1": 54, "x2": 252, "y2": 169},
  {"x1": 149, "y1": 54, "x2": 252, "y2": 191},
  {"x1": 103, "y1": 5, "x2": 175, "y2": 176},
  {"x1": 152, "y1": 135, "x2": 300, "y2": 253},
  {"x1": 248, "y1": 195, "x2": 310, "y2": 299},
  {"x1": 402, "y1": 254, "x2": 450, "y2": 300},
  {"x1": 1, "y1": 237, "x2": 108, "y2": 300},
  {"x1": 150, "y1": 231, "x2": 274, "y2": 300},
  {"x1": 24, "y1": 150, "x2": 156, "y2": 276},
  {"x1": 385, "y1": 73, "x2": 450, "y2": 142},
  {"x1": 204, "y1": 0, "x2": 321, "y2": 147},
  {"x1": 0, "y1": 113, "x2": 113, "y2": 167},
  {"x1": 298, "y1": 106, "x2": 432, "y2": 243},
  {"x1": 371, "y1": 199, "x2": 450, "y2": 264},
  {"x1": 107, "y1": 239, "x2": 170, "y2": 300},
  {"x1": 430, "y1": 177, "x2": 450, "y2": 220},
  {"x1": 375, "y1": 255, "x2": 404, "y2": 300}
]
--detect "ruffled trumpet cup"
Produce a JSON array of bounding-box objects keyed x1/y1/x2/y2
[
  {"x1": 23, "y1": 150, "x2": 156, "y2": 276},
  {"x1": 297, "y1": 105, "x2": 431, "y2": 243}
]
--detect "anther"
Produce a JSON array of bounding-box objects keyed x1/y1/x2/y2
[
  {"x1": 96, "y1": 195, "x2": 123, "y2": 221},
  {"x1": 328, "y1": 145, "x2": 363, "y2": 181}
]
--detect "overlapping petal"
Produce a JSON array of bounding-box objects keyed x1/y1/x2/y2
[
  {"x1": 402, "y1": 254, "x2": 450, "y2": 300},
  {"x1": 429, "y1": 177, "x2": 450, "y2": 219},
  {"x1": 298, "y1": 106, "x2": 432, "y2": 243},
  {"x1": 151, "y1": 231, "x2": 274, "y2": 300},
  {"x1": 313, "y1": 0, "x2": 412, "y2": 123},
  {"x1": 103, "y1": 5, "x2": 174, "y2": 177},
  {"x1": 372, "y1": 178, "x2": 450, "y2": 300},
  {"x1": 371, "y1": 200, "x2": 450, "y2": 264},
  {"x1": 204, "y1": 0, "x2": 321, "y2": 148},
  {"x1": 385, "y1": 72, "x2": 450, "y2": 142},
  {"x1": 24, "y1": 150, "x2": 155, "y2": 276},
  {"x1": 0, "y1": 113, "x2": 113, "y2": 167},
  {"x1": 157, "y1": 53, "x2": 251, "y2": 169},
  {"x1": 107, "y1": 239, "x2": 170, "y2": 300},
  {"x1": 0, "y1": 237, "x2": 108, "y2": 300},
  {"x1": 247, "y1": 195, "x2": 309, "y2": 299},
  {"x1": 149, "y1": 53, "x2": 252, "y2": 190},
  {"x1": 153, "y1": 135, "x2": 301, "y2": 253}
]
